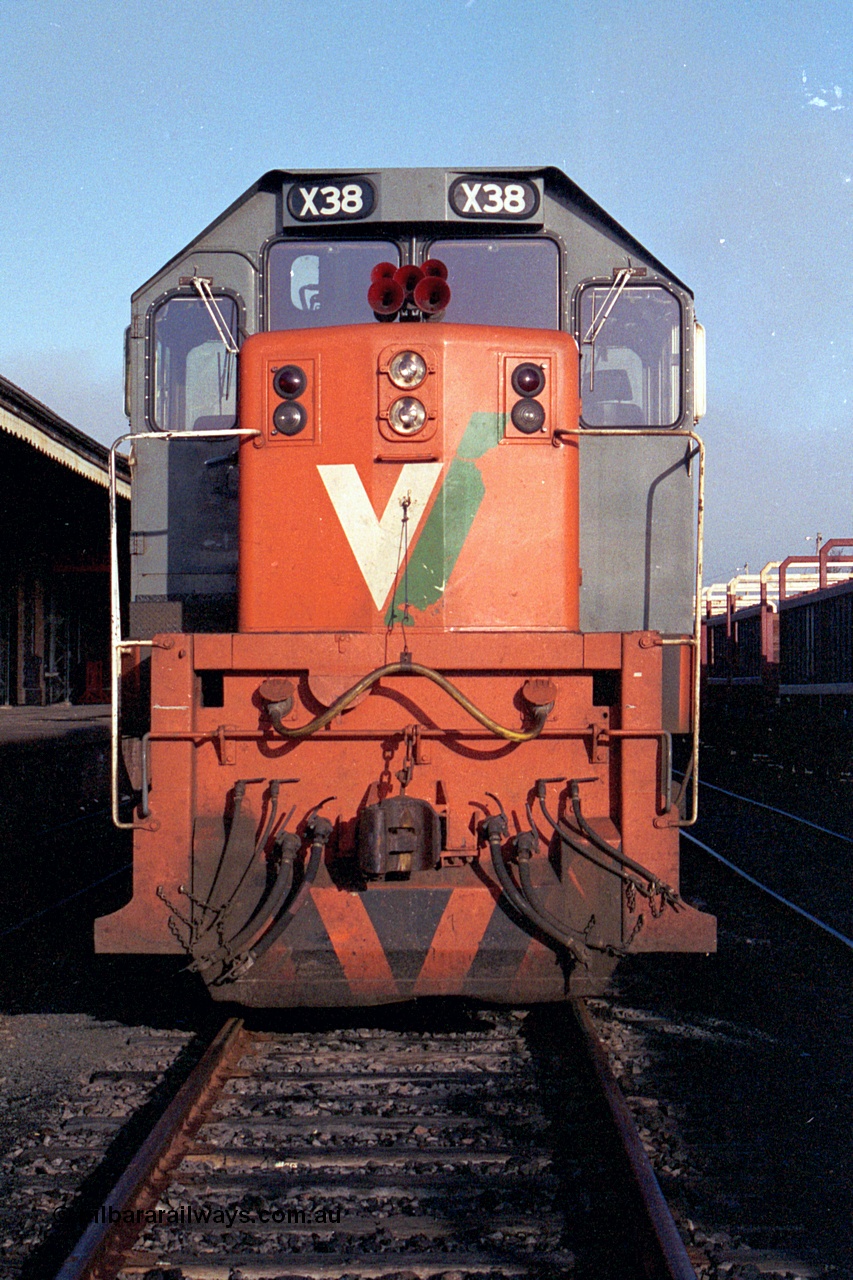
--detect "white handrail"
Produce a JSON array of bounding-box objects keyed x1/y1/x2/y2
[{"x1": 109, "y1": 429, "x2": 260, "y2": 829}]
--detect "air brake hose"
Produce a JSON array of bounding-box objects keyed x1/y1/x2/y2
[
  {"x1": 197, "y1": 828, "x2": 299, "y2": 974},
  {"x1": 535, "y1": 795, "x2": 639, "y2": 889},
  {"x1": 266, "y1": 661, "x2": 552, "y2": 743},
  {"x1": 191, "y1": 781, "x2": 281, "y2": 961},
  {"x1": 254, "y1": 781, "x2": 281, "y2": 855},
  {"x1": 565, "y1": 780, "x2": 681, "y2": 909},
  {"x1": 196, "y1": 779, "x2": 248, "y2": 933},
  {"x1": 514, "y1": 833, "x2": 586, "y2": 939},
  {"x1": 227, "y1": 815, "x2": 331, "y2": 978},
  {"x1": 536, "y1": 782, "x2": 681, "y2": 910},
  {"x1": 482, "y1": 815, "x2": 591, "y2": 966}
]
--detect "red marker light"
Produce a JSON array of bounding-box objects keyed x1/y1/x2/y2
[
  {"x1": 511, "y1": 363, "x2": 546, "y2": 397},
  {"x1": 273, "y1": 365, "x2": 307, "y2": 399}
]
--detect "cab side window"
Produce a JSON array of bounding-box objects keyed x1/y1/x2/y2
[
  {"x1": 578, "y1": 284, "x2": 682, "y2": 427},
  {"x1": 150, "y1": 294, "x2": 239, "y2": 432}
]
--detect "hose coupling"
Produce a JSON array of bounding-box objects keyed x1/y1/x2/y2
[
  {"x1": 514, "y1": 830, "x2": 538, "y2": 862},
  {"x1": 275, "y1": 830, "x2": 302, "y2": 862},
  {"x1": 305, "y1": 814, "x2": 333, "y2": 845},
  {"x1": 480, "y1": 813, "x2": 508, "y2": 844}
]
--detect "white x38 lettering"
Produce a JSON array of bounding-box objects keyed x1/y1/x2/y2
[
  {"x1": 457, "y1": 181, "x2": 529, "y2": 215},
  {"x1": 297, "y1": 184, "x2": 366, "y2": 218}
]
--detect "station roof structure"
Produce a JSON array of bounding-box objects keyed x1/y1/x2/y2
[{"x1": 0, "y1": 374, "x2": 130, "y2": 499}]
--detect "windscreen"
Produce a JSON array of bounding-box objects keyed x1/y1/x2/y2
[
  {"x1": 427, "y1": 239, "x2": 560, "y2": 328},
  {"x1": 267, "y1": 241, "x2": 399, "y2": 329},
  {"x1": 579, "y1": 284, "x2": 682, "y2": 427}
]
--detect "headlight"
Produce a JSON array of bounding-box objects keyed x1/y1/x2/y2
[
  {"x1": 272, "y1": 400, "x2": 307, "y2": 436},
  {"x1": 388, "y1": 351, "x2": 427, "y2": 389},
  {"x1": 510, "y1": 398, "x2": 546, "y2": 434},
  {"x1": 388, "y1": 396, "x2": 427, "y2": 435}
]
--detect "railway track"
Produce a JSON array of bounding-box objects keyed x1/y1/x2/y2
[{"x1": 50, "y1": 1005, "x2": 695, "y2": 1280}]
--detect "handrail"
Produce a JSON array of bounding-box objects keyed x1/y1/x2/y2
[
  {"x1": 556, "y1": 426, "x2": 704, "y2": 827},
  {"x1": 818, "y1": 538, "x2": 853, "y2": 590},
  {"x1": 108, "y1": 429, "x2": 260, "y2": 830}
]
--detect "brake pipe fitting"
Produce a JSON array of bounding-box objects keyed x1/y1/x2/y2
[{"x1": 480, "y1": 797, "x2": 593, "y2": 966}]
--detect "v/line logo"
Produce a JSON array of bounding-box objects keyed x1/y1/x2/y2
[{"x1": 317, "y1": 463, "x2": 443, "y2": 609}]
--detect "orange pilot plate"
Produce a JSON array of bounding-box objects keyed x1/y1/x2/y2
[{"x1": 238, "y1": 324, "x2": 580, "y2": 634}]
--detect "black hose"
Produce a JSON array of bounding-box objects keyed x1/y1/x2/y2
[
  {"x1": 226, "y1": 815, "x2": 332, "y2": 978},
  {"x1": 566, "y1": 781, "x2": 681, "y2": 909},
  {"x1": 483, "y1": 820, "x2": 590, "y2": 965},
  {"x1": 255, "y1": 781, "x2": 281, "y2": 855},
  {"x1": 536, "y1": 784, "x2": 680, "y2": 910},
  {"x1": 536, "y1": 792, "x2": 639, "y2": 888},
  {"x1": 193, "y1": 782, "x2": 281, "y2": 955},
  {"x1": 516, "y1": 852, "x2": 584, "y2": 939},
  {"x1": 195, "y1": 831, "x2": 299, "y2": 974},
  {"x1": 242, "y1": 839, "x2": 323, "y2": 968},
  {"x1": 196, "y1": 780, "x2": 248, "y2": 932}
]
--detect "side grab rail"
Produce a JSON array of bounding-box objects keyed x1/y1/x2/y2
[
  {"x1": 108, "y1": 430, "x2": 260, "y2": 830},
  {"x1": 554, "y1": 427, "x2": 705, "y2": 827}
]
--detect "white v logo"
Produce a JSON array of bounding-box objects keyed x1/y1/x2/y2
[{"x1": 318, "y1": 463, "x2": 443, "y2": 609}]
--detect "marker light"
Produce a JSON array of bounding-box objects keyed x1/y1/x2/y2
[
  {"x1": 272, "y1": 400, "x2": 307, "y2": 436},
  {"x1": 511, "y1": 363, "x2": 546, "y2": 397},
  {"x1": 273, "y1": 365, "x2": 307, "y2": 399},
  {"x1": 388, "y1": 351, "x2": 427, "y2": 389},
  {"x1": 388, "y1": 396, "x2": 427, "y2": 435},
  {"x1": 511, "y1": 398, "x2": 546, "y2": 434}
]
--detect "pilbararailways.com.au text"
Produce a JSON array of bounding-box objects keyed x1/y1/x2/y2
[{"x1": 56, "y1": 1204, "x2": 347, "y2": 1228}]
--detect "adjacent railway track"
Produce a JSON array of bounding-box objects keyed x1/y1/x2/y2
[
  {"x1": 676, "y1": 766, "x2": 853, "y2": 953},
  {"x1": 52, "y1": 1005, "x2": 695, "y2": 1280}
]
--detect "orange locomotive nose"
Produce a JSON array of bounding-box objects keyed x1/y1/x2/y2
[{"x1": 237, "y1": 323, "x2": 581, "y2": 634}]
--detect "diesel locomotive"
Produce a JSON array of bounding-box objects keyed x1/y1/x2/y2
[{"x1": 99, "y1": 167, "x2": 716, "y2": 1005}]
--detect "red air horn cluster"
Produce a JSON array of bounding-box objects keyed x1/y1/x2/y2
[{"x1": 368, "y1": 259, "x2": 450, "y2": 321}]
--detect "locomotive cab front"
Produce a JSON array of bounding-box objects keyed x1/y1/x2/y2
[{"x1": 98, "y1": 168, "x2": 715, "y2": 1005}]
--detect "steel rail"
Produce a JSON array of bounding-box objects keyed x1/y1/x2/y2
[
  {"x1": 573, "y1": 999, "x2": 698, "y2": 1280},
  {"x1": 682, "y1": 831, "x2": 853, "y2": 953},
  {"x1": 50, "y1": 1009, "x2": 702, "y2": 1280},
  {"x1": 674, "y1": 772, "x2": 853, "y2": 845},
  {"x1": 53, "y1": 1016, "x2": 246, "y2": 1280}
]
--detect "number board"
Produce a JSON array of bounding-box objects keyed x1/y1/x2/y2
[
  {"x1": 286, "y1": 179, "x2": 376, "y2": 222},
  {"x1": 448, "y1": 177, "x2": 540, "y2": 220}
]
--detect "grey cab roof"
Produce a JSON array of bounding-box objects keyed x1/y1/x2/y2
[{"x1": 135, "y1": 165, "x2": 690, "y2": 300}]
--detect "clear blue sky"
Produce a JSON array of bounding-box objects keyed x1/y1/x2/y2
[{"x1": 1, "y1": 0, "x2": 851, "y2": 582}]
